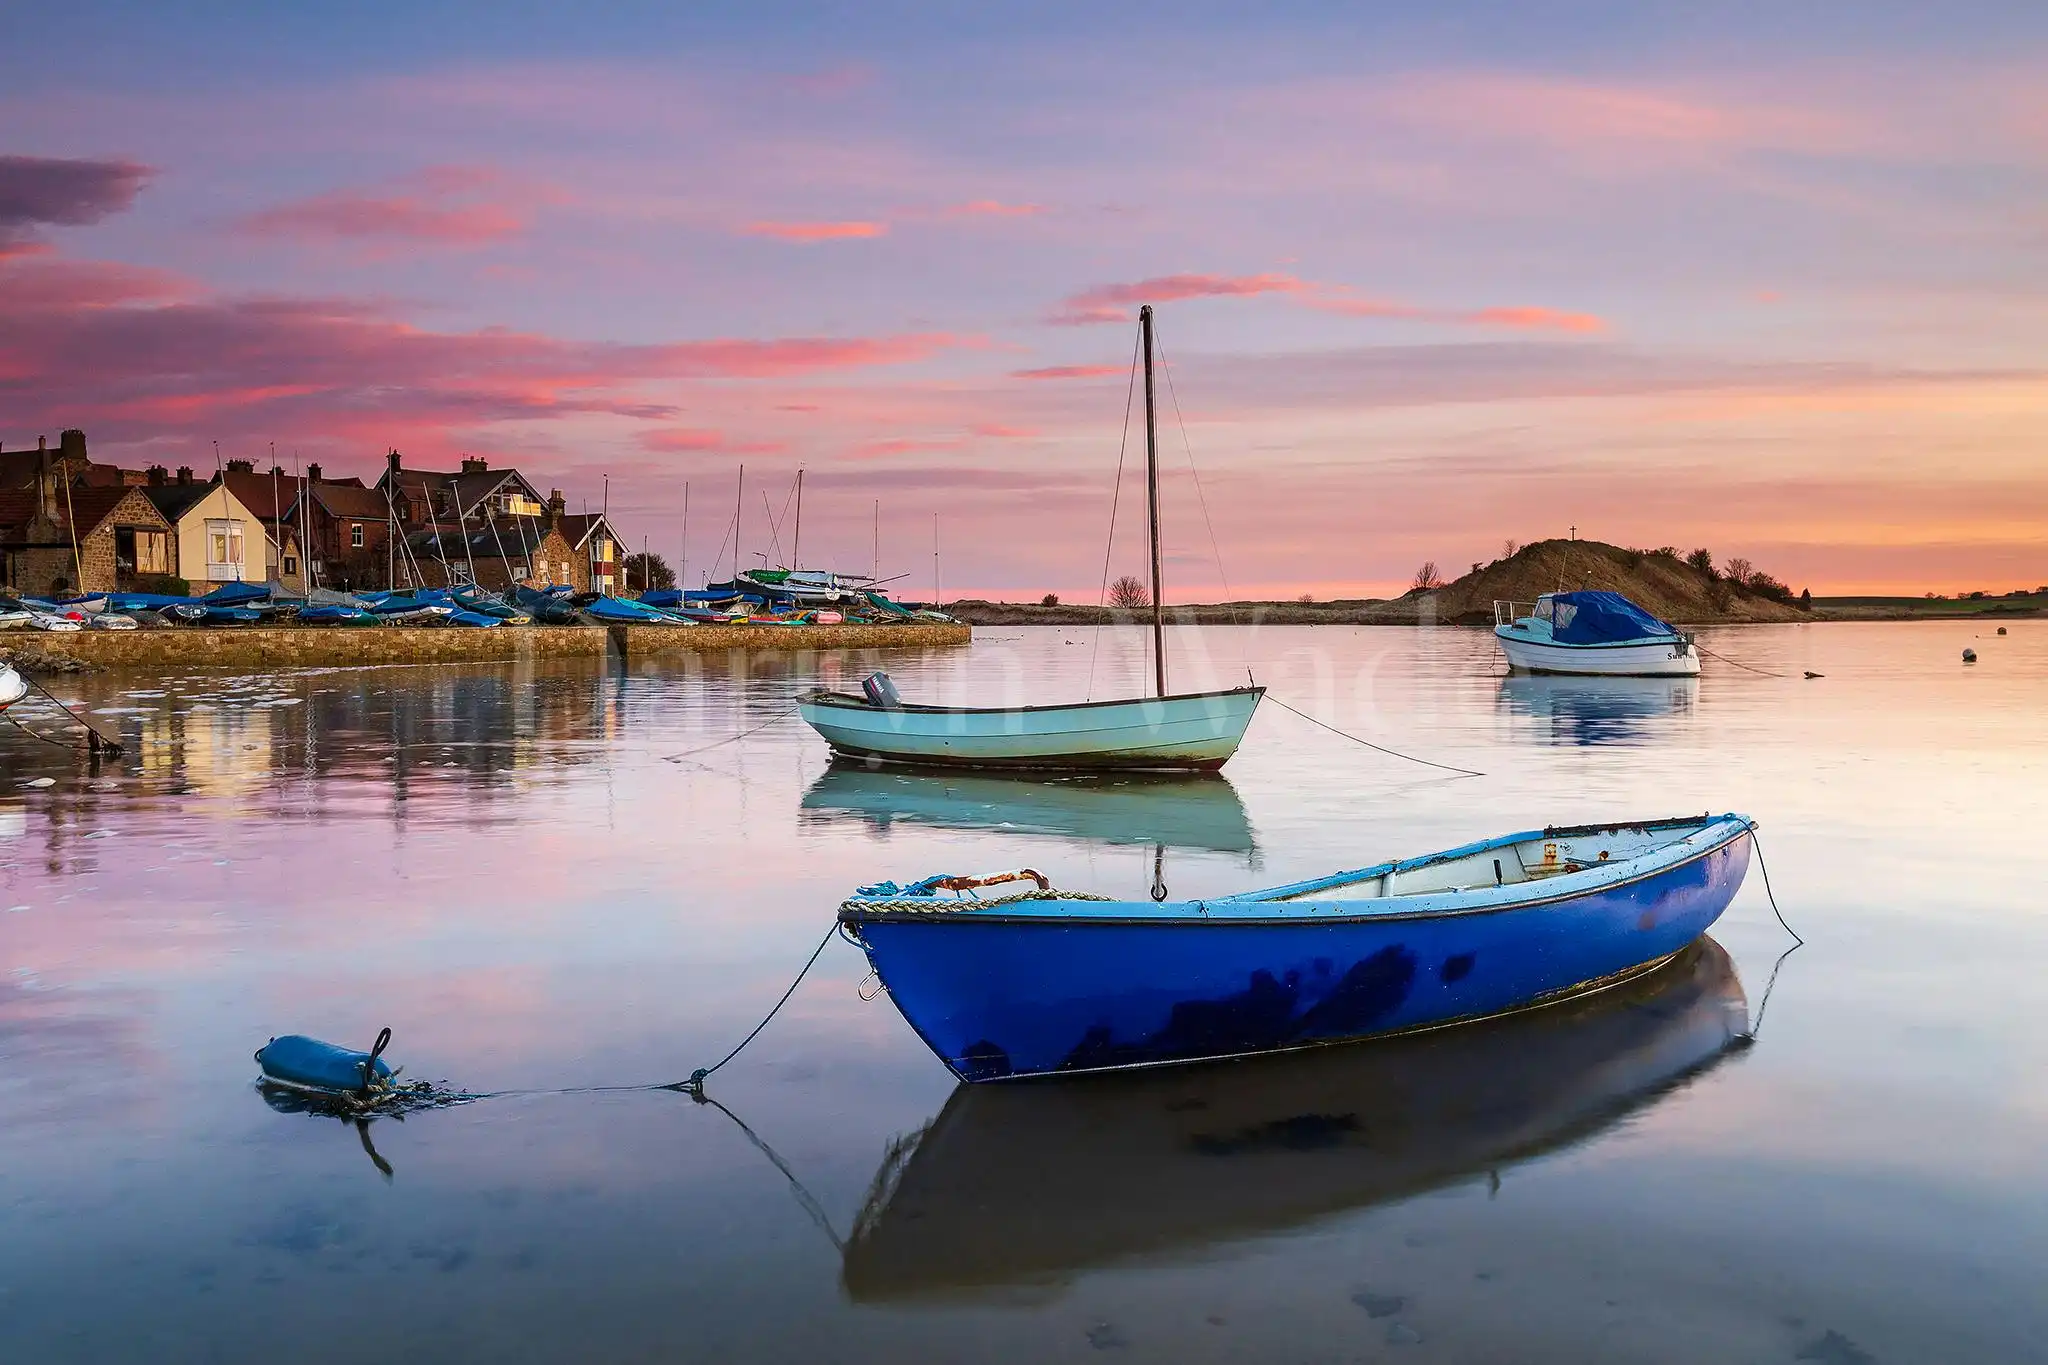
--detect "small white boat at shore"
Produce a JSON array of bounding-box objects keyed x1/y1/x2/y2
[
  {"x1": 0, "y1": 664, "x2": 25, "y2": 713},
  {"x1": 1494, "y1": 592, "x2": 1699, "y2": 677}
]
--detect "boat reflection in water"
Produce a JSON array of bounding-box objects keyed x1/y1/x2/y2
[
  {"x1": 841, "y1": 938, "x2": 1746, "y2": 1303},
  {"x1": 800, "y1": 766, "x2": 1258, "y2": 859},
  {"x1": 1497, "y1": 673, "x2": 1698, "y2": 747}
]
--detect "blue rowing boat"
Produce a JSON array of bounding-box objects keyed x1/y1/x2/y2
[{"x1": 838, "y1": 813, "x2": 1755, "y2": 1081}]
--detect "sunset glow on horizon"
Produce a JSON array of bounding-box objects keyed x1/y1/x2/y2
[{"x1": 5, "y1": 4, "x2": 2046, "y2": 598}]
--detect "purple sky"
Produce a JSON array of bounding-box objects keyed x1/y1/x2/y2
[{"x1": 5, "y1": 4, "x2": 2046, "y2": 596}]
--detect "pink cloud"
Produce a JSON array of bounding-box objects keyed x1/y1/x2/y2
[
  {"x1": 0, "y1": 250, "x2": 967, "y2": 461},
  {"x1": 1051, "y1": 272, "x2": 1309, "y2": 324},
  {"x1": 1459, "y1": 305, "x2": 1605, "y2": 333},
  {"x1": 236, "y1": 165, "x2": 533, "y2": 248},
  {"x1": 971, "y1": 422, "x2": 1039, "y2": 438},
  {"x1": 638, "y1": 427, "x2": 786, "y2": 454},
  {"x1": 1011, "y1": 363, "x2": 1125, "y2": 380},
  {"x1": 846, "y1": 436, "x2": 966, "y2": 460},
  {"x1": 1055, "y1": 271, "x2": 1605, "y2": 333},
  {"x1": 742, "y1": 220, "x2": 887, "y2": 243},
  {"x1": 944, "y1": 199, "x2": 1048, "y2": 218}
]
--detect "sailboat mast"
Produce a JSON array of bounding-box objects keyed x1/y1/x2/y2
[
  {"x1": 1140, "y1": 304, "x2": 1166, "y2": 698},
  {"x1": 791, "y1": 467, "x2": 804, "y2": 568},
  {"x1": 733, "y1": 463, "x2": 745, "y2": 580}
]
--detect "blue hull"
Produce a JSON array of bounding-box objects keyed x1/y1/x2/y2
[{"x1": 846, "y1": 819, "x2": 1752, "y2": 1080}]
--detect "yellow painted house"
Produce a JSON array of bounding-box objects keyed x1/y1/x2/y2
[{"x1": 141, "y1": 473, "x2": 273, "y2": 588}]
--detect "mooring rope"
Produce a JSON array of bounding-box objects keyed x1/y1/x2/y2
[
  {"x1": 1, "y1": 672, "x2": 125, "y2": 754},
  {"x1": 1695, "y1": 644, "x2": 1789, "y2": 679},
  {"x1": 1266, "y1": 694, "x2": 1486, "y2": 778},
  {"x1": 1733, "y1": 829, "x2": 1804, "y2": 1043},
  {"x1": 659, "y1": 704, "x2": 802, "y2": 763},
  {"x1": 678, "y1": 922, "x2": 841, "y2": 1093}
]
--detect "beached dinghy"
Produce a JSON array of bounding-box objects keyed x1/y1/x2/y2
[
  {"x1": 798, "y1": 304, "x2": 1262, "y2": 772},
  {"x1": 0, "y1": 664, "x2": 26, "y2": 713},
  {"x1": 1494, "y1": 591, "x2": 1700, "y2": 677},
  {"x1": 838, "y1": 813, "x2": 1754, "y2": 1080}
]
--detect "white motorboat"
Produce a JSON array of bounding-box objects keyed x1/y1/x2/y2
[
  {"x1": 797, "y1": 304, "x2": 1264, "y2": 771},
  {"x1": 1494, "y1": 592, "x2": 1700, "y2": 677},
  {"x1": 27, "y1": 612, "x2": 84, "y2": 634}
]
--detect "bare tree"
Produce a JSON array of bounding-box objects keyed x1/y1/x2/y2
[
  {"x1": 1108, "y1": 574, "x2": 1150, "y2": 609},
  {"x1": 1410, "y1": 561, "x2": 1445, "y2": 594},
  {"x1": 1723, "y1": 556, "x2": 1754, "y2": 586},
  {"x1": 1502, "y1": 539, "x2": 1518, "y2": 559}
]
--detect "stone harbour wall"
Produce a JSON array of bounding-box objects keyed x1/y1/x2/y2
[{"x1": 11, "y1": 621, "x2": 971, "y2": 671}]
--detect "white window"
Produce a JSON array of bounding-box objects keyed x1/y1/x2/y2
[
  {"x1": 350, "y1": 522, "x2": 364, "y2": 548},
  {"x1": 205, "y1": 519, "x2": 245, "y2": 580}
]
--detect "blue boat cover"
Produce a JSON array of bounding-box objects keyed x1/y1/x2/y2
[
  {"x1": 203, "y1": 581, "x2": 271, "y2": 606},
  {"x1": 1551, "y1": 591, "x2": 1678, "y2": 645}
]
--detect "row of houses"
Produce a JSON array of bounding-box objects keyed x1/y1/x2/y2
[{"x1": 0, "y1": 432, "x2": 622, "y2": 599}]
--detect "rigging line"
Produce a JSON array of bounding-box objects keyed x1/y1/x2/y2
[
  {"x1": 761, "y1": 490, "x2": 784, "y2": 567},
  {"x1": 658, "y1": 704, "x2": 802, "y2": 763},
  {"x1": 1086, "y1": 328, "x2": 1144, "y2": 703},
  {"x1": 1265, "y1": 694, "x2": 1485, "y2": 778},
  {"x1": 1151, "y1": 323, "x2": 1236, "y2": 620},
  {"x1": 705, "y1": 505, "x2": 739, "y2": 588}
]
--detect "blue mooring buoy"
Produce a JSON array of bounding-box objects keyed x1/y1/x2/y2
[
  {"x1": 256, "y1": 1029, "x2": 394, "y2": 1095},
  {"x1": 1962, "y1": 648, "x2": 1977, "y2": 663}
]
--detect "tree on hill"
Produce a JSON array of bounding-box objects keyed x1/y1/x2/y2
[
  {"x1": 1108, "y1": 574, "x2": 1150, "y2": 609},
  {"x1": 1723, "y1": 556, "x2": 1754, "y2": 585},
  {"x1": 1685, "y1": 548, "x2": 1715, "y2": 577},
  {"x1": 1040, "y1": 593, "x2": 1059, "y2": 607},
  {"x1": 1410, "y1": 561, "x2": 1445, "y2": 594},
  {"x1": 623, "y1": 551, "x2": 676, "y2": 592}
]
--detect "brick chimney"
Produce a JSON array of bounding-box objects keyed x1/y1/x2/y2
[
  {"x1": 306, "y1": 463, "x2": 323, "y2": 483},
  {"x1": 226, "y1": 458, "x2": 254, "y2": 473},
  {"x1": 176, "y1": 466, "x2": 194, "y2": 486},
  {"x1": 460, "y1": 455, "x2": 488, "y2": 475},
  {"x1": 58, "y1": 429, "x2": 87, "y2": 465},
  {"x1": 269, "y1": 464, "x2": 285, "y2": 476},
  {"x1": 147, "y1": 465, "x2": 168, "y2": 486},
  {"x1": 546, "y1": 487, "x2": 566, "y2": 532}
]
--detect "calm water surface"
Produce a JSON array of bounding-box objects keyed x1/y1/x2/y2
[{"x1": 1, "y1": 623, "x2": 2042, "y2": 1363}]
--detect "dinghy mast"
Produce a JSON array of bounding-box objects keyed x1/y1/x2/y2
[{"x1": 1141, "y1": 304, "x2": 1166, "y2": 699}]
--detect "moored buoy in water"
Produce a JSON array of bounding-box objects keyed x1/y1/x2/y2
[
  {"x1": 1997, "y1": 626, "x2": 2007, "y2": 635},
  {"x1": 256, "y1": 1029, "x2": 395, "y2": 1095},
  {"x1": 1962, "y1": 648, "x2": 1977, "y2": 663},
  {"x1": 1804, "y1": 671, "x2": 1823, "y2": 679}
]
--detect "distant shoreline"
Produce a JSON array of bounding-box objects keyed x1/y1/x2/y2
[{"x1": 944, "y1": 598, "x2": 2045, "y2": 626}]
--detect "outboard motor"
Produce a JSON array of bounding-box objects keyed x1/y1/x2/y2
[{"x1": 861, "y1": 672, "x2": 903, "y2": 709}]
